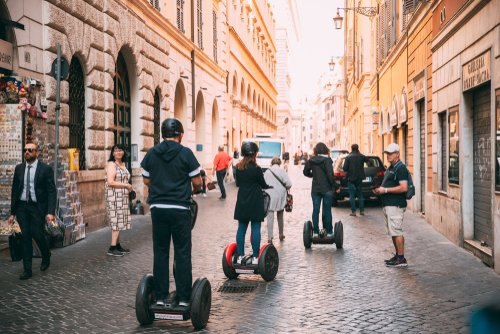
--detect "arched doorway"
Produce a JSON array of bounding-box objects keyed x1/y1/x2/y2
[
  {"x1": 153, "y1": 88, "x2": 161, "y2": 145},
  {"x1": 195, "y1": 91, "x2": 205, "y2": 156},
  {"x1": 212, "y1": 99, "x2": 220, "y2": 156},
  {"x1": 174, "y1": 79, "x2": 188, "y2": 126},
  {"x1": 113, "y1": 52, "x2": 131, "y2": 170},
  {"x1": 68, "y1": 56, "x2": 86, "y2": 169}
]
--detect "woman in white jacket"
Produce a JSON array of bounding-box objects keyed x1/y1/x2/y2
[{"x1": 264, "y1": 157, "x2": 292, "y2": 243}]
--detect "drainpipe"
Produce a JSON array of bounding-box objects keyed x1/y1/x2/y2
[{"x1": 191, "y1": 0, "x2": 196, "y2": 122}]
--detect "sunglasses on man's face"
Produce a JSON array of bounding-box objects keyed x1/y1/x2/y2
[{"x1": 23, "y1": 148, "x2": 37, "y2": 153}]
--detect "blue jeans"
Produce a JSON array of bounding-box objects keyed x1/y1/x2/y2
[
  {"x1": 311, "y1": 192, "x2": 333, "y2": 234},
  {"x1": 236, "y1": 221, "x2": 261, "y2": 257},
  {"x1": 348, "y1": 181, "x2": 364, "y2": 213}
]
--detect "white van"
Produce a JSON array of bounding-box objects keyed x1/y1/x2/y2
[{"x1": 243, "y1": 134, "x2": 285, "y2": 171}]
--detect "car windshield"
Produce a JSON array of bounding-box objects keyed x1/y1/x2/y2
[
  {"x1": 257, "y1": 141, "x2": 282, "y2": 159},
  {"x1": 337, "y1": 157, "x2": 382, "y2": 170}
]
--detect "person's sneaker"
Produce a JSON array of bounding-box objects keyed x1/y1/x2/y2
[
  {"x1": 349, "y1": 212, "x2": 356, "y2": 217},
  {"x1": 385, "y1": 257, "x2": 408, "y2": 268},
  {"x1": 116, "y1": 244, "x2": 130, "y2": 253},
  {"x1": 156, "y1": 299, "x2": 166, "y2": 306},
  {"x1": 360, "y1": 211, "x2": 365, "y2": 216},
  {"x1": 202, "y1": 193, "x2": 207, "y2": 197},
  {"x1": 193, "y1": 194, "x2": 197, "y2": 198},
  {"x1": 251, "y1": 257, "x2": 258, "y2": 265},
  {"x1": 326, "y1": 233, "x2": 333, "y2": 238},
  {"x1": 384, "y1": 254, "x2": 397, "y2": 264},
  {"x1": 178, "y1": 301, "x2": 190, "y2": 307},
  {"x1": 313, "y1": 233, "x2": 319, "y2": 238},
  {"x1": 236, "y1": 255, "x2": 244, "y2": 265},
  {"x1": 107, "y1": 248, "x2": 124, "y2": 257}
]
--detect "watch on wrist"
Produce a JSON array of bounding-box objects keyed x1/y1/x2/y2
[{"x1": 385, "y1": 187, "x2": 388, "y2": 194}]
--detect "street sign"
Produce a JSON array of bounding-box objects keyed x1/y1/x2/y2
[{"x1": 50, "y1": 56, "x2": 69, "y2": 80}]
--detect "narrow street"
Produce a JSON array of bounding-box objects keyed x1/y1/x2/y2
[{"x1": 1, "y1": 165, "x2": 499, "y2": 333}]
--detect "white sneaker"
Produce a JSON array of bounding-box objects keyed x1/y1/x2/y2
[
  {"x1": 178, "y1": 301, "x2": 189, "y2": 307},
  {"x1": 236, "y1": 255, "x2": 243, "y2": 264},
  {"x1": 326, "y1": 233, "x2": 333, "y2": 238},
  {"x1": 193, "y1": 194, "x2": 197, "y2": 198},
  {"x1": 313, "y1": 233, "x2": 319, "y2": 238},
  {"x1": 251, "y1": 257, "x2": 258, "y2": 265},
  {"x1": 202, "y1": 193, "x2": 207, "y2": 197}
]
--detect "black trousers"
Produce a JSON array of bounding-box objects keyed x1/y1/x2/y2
[
  {"x1": 216, "y1": 169, "x2": 227, "y2": 198},
  {"x1": 151, "y1": 207, "x2": 192, "y2": 302},
  {"x1": 16, "y1": 202, "x2": 50, "y2": 273}
]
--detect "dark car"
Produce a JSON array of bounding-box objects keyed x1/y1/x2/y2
[{"x1": 332, "y1": 155, "x2": 386, "y2": 207}]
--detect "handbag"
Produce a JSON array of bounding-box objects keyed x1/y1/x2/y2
[
  {"x1": 268, "y1": 169, "x2": 293, "y2": 212},
  {"x1": 45, "y1": 218, "x2": 62, "y2": 238},
  {"x1": 190, "y1": 198, "x2": 198, "y2": 230},
  {"x1": 129, "y1": 190, "x2": 136, "y2": 200},
  {"x1": 262, "y1": 190, "x2": 271, "y2": 216},
  {"x1": 9, "y1": 233, "x2": 23, "y2": 261},
  {"x1": 207, "y1": 181, "x2": 216, "y2": 191}
]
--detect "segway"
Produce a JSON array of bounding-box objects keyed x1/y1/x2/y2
[
  {"x1": 303, "y1": 220, "x2": 343, "y2": 249},
  {"x1": 222, "y1": 242, "x2": 279, "y2": 282},
  {"x1": 135, "y1": 196, "x2": 211, "y2": 329}
]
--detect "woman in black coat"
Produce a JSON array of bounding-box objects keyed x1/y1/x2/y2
[{"x1": 234, "y1": 142, "x2": 271, "y2": 265}]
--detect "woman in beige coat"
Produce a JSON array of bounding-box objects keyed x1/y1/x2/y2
[{"x1": 264, "y1": 157, "x2": 292, "y2": 243}]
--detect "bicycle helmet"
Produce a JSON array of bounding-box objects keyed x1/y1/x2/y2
[
  {"x1": 241, "y1": 141, "x2": 259, "y2": 157},
  {"x1": 161, "y1": 118, "x2": 184, "y2": 138}
]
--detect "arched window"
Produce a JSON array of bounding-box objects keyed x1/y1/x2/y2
[
  {"x1": 154, "y1": 88, "x2": 161, "y2": 145},
  {"x1": 68, "y1": 57, "x2": 86, "y2": 169},
  {"x1": 113, "y1": 53, "x2": 131, "y2": 170}
]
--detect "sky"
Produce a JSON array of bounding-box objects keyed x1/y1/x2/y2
[{"x1": 289, "y1": 0, "x2": 344, "y2": 107}]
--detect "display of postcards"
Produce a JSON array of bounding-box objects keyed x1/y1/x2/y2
[
  {"x1": 63, "y1": 223, "x2": 75, "y2": 246},
  {"x1": 70, "y1": 230, "x2": 77, "y2": 244},
  {"x1": 62, "y1": 215, "x2": 74, "y2": 226},
  {"x1": 79, "y1": 224, "x2": 86, "y2": 239},
  {"x1": 58, "y1": 196, "x2": 68, "y2": 208},
  {"x1": 67, "y1": 171, "x2": 77, "y2": 182},
  {"x1": 71, "y1": 202, "x2": 81, "y2": 215},
  {"x1": 57, "y1": 188, "x2": 66, "y2": 198},
  {"x1": 58, "y1": 206, "x2": 69, "y2": 217}
]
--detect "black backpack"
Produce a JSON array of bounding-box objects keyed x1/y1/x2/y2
[{"x1": 394, "y1": 162, "x2": 415, "y2": 200}]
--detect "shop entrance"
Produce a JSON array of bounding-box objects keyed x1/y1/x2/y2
[
  {"x1": 418, "y1": 100, "x2": 425, "y2": 213},
  {"x1": 113, "y1": 53, "x2": 131, "y2": 170},
  {"x1": 472, "y1": 85, "x2": 492, "y2": 247}
]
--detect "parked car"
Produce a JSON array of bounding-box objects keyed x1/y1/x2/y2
[
  {"x1": 332, "y1": 155, "x2": 386, "y2": 207},
  {"x1": 331, "y1": 149, "x2": 349, "y2": 164}
]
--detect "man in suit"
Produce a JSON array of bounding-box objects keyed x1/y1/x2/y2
[
  {"x1": 343, "y1": 144, "x2": 368, "y2": 216},
  {"x1": 8, "y1": 142, "x2": 57, "y2": 280}
]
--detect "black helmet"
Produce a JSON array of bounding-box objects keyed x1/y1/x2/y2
[
  {"x1": 161, "y1": 118, "x2": 184, "y2": 138},
  {"x1": 241, "y1": 141, "x2": 259, "y2": 157}
]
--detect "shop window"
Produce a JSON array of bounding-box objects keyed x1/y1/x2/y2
[
  {"x1": 438, "y1": 111, "x2": 446, "y2": 191},
  {"x1": 68, "y1": 57, "x2": 86, "y2": 170},
  {"x1": 448, "y1": 106, "x2": 459, "y2": 185},
  {"x1": 153, "y1": 88, "x2": 161, "y2": 145},
  {"x1": 496, "y1": 89, "x2": 500, "y2": 190}
]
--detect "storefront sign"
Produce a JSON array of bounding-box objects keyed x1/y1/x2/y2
[
  {"x1": 414, "y1": 76, "x2": 425, "y2": 101},
  {"x1": 400, "y1": 92, "x2": 408, "y2": 124},
  {"x1": 0, "y1": 40, "x2": 13, "y2": 71},
  {"x1": 463, "y1": 50, "x2": 491, "y2": 92}
]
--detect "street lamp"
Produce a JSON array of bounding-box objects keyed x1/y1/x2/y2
[{"x1": 332, "y1": 6, "x2": 378, "y2": 30}]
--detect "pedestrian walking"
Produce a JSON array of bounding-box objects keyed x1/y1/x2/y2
[
  {"x1": 234, "y1": 141, "x2": 271, "y2": 265},
  {"x1": 105, "y1": 143, "x2": 133, "y2": 256},
  {"x1": 141, "y1": 118, "x2": 203, "y2": 307},
  {"x1": 232, "y1": 148, "x2": 239, "y2": 183},
  {"x1": 373, "y1": 143, "x2": 409, "y2": 268},
  {"x1": 199, "y1": 169, "x2": 208, "y2": 197},
  {"x1": 8, "y1": 142, "x2": 56, "y2": 280},
  {"x1": 343, "y1": 143, "x2": 368, "y2": 216},
  {"x1": 303, "y1": 142, "x2": 335, "y2": 238},
  {"x1": 264, "y1": 157, "x2": 292, "y2": 243},
  {"x1": 282, "y1": 151, "x2": 290, "y2": 172},
  {"x1": 213, "y1": 145, "x2": 232, "y2": 200}
]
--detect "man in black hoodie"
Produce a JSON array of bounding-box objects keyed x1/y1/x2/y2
[
  {"x1": 343, "y1": 144, "x2": 368, "y2": 216},
  {"x1": 303, "y1": 143, "x2": 335, "y2": 238},
  {"x1": 141, "y1": 118, "x2": 202, "y2": 308}
]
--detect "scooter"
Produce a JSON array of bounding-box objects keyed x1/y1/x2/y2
[
  {"x1": 303, "y1": 220, "x2": 343, "y2": 249},
  {"x1": 222, "y1": 242, "x2": 279, "y2": 282}
]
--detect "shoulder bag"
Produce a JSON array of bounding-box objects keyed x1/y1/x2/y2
[{"x1": 269, "y1": 169, "x2": 293, "y2": 212}]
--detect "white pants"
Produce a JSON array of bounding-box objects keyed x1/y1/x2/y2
[{"x1": 266, "y1": 210, "x2": 284, "y2": 240}]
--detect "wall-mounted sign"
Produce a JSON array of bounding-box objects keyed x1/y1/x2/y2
[
  {"x1": 462, "y1": 50, "x2": 491, "y2": 92},
  {"x1": 414, "y1": 76, "x2": 425, "y2": 101},
  {"x1": 0, "y1": 39, "x2": 13, "y2": 71},
  {"x1": 399, "y1": 92, "x2": 408, "y2": 124},
  {"x1": 390, "y1": 98, "x2": 398, "y2": 128}
]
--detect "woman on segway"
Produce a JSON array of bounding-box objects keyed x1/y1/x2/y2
[
  {"x1": 234, "y1": 141, "x2": 271, "y2": 265},
  {"x1": 303, "y1": 142, "x2": 335, "y2": 238}
]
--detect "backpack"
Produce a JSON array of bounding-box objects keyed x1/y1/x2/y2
[{"x1": 394, "y1": 162, "x2": 415, "y2": 200}]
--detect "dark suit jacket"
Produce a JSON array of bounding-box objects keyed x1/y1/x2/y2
[
  {"x1": 343, "y1": 151, "x2": 368, "y2": 182},
  {"x1": 10, "y1": 161, "x2": 57, "y2": 217}
]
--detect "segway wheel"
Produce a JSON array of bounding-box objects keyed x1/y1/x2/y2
[
  {"x1": 135, "y1": 274, "x2": 155, "y2": 325},
  {"x1": 334, "y1": 221, "x2": 343, "y2": 249},
  {"x1": 222, "y1": 243, "x2": 239, "y2": 279},
  {"x1": 190, "y1": 277, "x2": 211, "y2": 330},
  {"x1": 303, "y1": 221, "x2": 313, "y2": 249},
  {"x1": 258, "y1": 244, "x2": 279, "y2": 282}
]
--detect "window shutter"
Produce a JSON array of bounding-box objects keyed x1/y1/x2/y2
[
  {"x1": 376, "y1": 16, "x2": 380, "y2": 67},
  {"x1": 197, "y1": 0, "x2": 203, "y2": 49},
  {"x1": 403, "y1": 0, "x2": 415, "y2": 14},
  {"x1": 213, "y1": 11, "x2": 218, "y2": 63},
  {"x1": 177, "y1": 0, "x2": 185, "y2": 32}
]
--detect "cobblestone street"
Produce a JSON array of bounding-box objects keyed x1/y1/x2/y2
[{"x1": 1, "y1": 165, "x2": 500, "y2": 333}]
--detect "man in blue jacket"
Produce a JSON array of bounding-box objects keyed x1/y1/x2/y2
[{"x1": 141, "y1": 118, "x2": 202, "y2": 307}]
